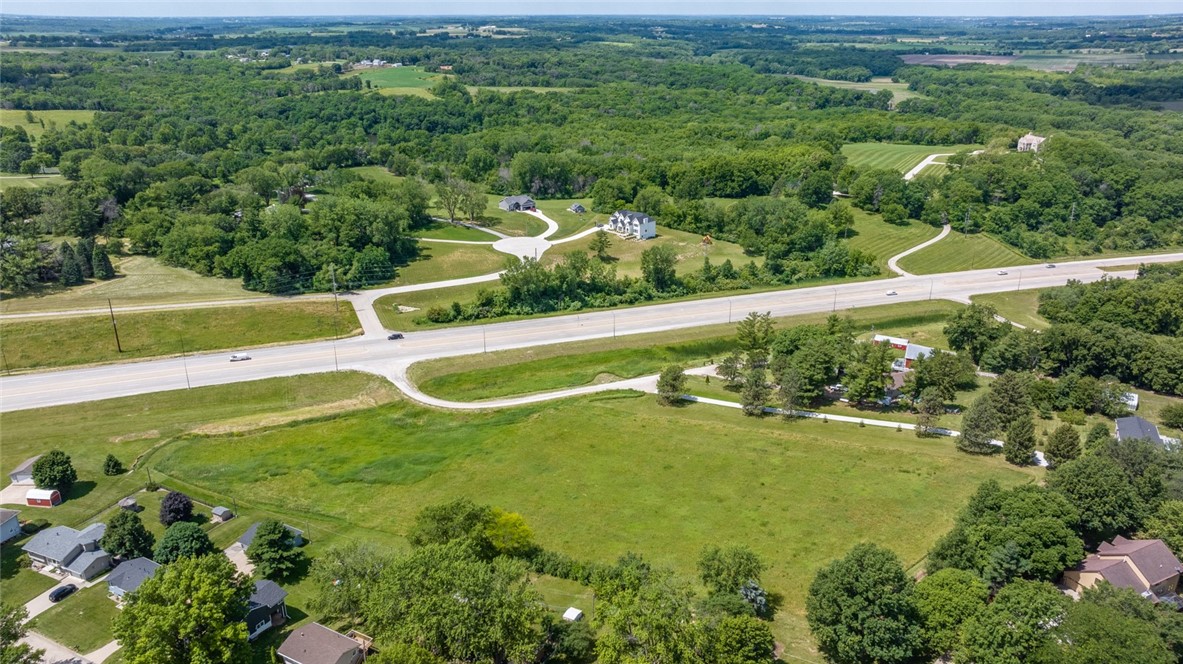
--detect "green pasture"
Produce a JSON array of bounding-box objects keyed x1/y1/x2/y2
[
  {"x1": 0, "y1": 301, "x2": 359, "y2": 370},
  {"x1": 345, "y1": 65, "x2": 442, "y2": 89},
  {"x1": 0, "y1": 109, "x2": 95, "y2": 139},
  {"x1": 896, "y1": 231, "x2": 1037, "y2": 274},
  {"x1": 840, "y1": 142, "x2": 980, "y2": 174},
  {"x1": 0, "y1": 174, "x2": 63, "y2": 190}
]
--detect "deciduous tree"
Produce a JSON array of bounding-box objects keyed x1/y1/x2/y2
[
  {"x1": 640, "y1": 244, "x2": 678, "y2": 291},
  {"x1": 912, "y1": 568, "x2": 987, "y2": 659},
  {"x1": 310, "y1": 541, "x2": 392, "y2": 625},
  {"x1": 101, "y1": 510, "x2": 156, "y2": 560},
  {"x1": 0, "y1": 603, "x2": 43, "y2": 664},
  {"x1": 1047, "y1": 455, "x2": 1144, "y2": 544},
  {"x1": 956, "y1": 580, "x2": 1069, "y2": 664},
  {"x1": 159, "y1": 490, "x2": 193, "y2": 526},
  {"x1": 806, "y1": 543, "x2": 925, "y2": 664},
  {"x1": 154, "y1": 521, "x2": 216, "y2": 563},
  {"x1": 114, "y1": 554, "x2": 251, "y2": 664},
  {"x1": 31, "y1": 450, "x2": 76, "y2": 492},
  {"x1": 589, "y1": 229, "x2": 612, "y2": 260},
  {"x1": 1140, "y1": 500, "x2": 1183, "y2": 558},
  {"x1": 943, "y1": 303, "x2": 1006, "y2": 363}
]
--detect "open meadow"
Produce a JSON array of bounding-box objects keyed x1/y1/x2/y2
[
  {"x1": 0, "y1": 174, "x2": 64, "y2": 190},
  {"x1": 790, "y1": 75, "x2": 920, "y2": 103},
  {"x1": 840, "y1": 142, "x2": 980, "y2": 173},
  {"x1": 0, "y1": 108, "x2": 96, "y2": 138}
]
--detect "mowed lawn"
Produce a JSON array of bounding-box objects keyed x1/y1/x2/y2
[
  {"x1": 896, "y1": 231, "x2": 1038, "y2": 275},
  {"x1": 0, "y1": 301, "x2": 359, "y2": 370},
  {"x1": 34, "y1": 584, "x2": 120, "y2": 654},
  {"x1": 971, "y1": 289, "x2": 1052, "y2": 329},
  {"x1": 844, "y1": 209, "x2": 941, "y2": 273},
  {"x1": 150, "y1": 392, "x2": 1041, "y2": 657},
  {"x1": 0, "y1": 109, "x2": 96, "y2": 138},
  {"x1": 841, "y1": 142, "x2": 980, "y2": 174},
  {"x1": 395, "y1": 241, "x2": 507, "y2": 285},
  {"x1": 0, "y1": 255, "x2": 257, "y2": 314},
  {"x1": 0, "y1": 174, "x2": 64, "y2": 190},
  {"x1": 542, "y1": 225, "x2": 756, "y2": 279}
]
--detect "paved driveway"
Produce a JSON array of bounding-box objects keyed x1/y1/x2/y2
[
  {"x1": 224, "y1": 543, "x2": 254, "y2": 576},
  {"x1": 20, "y1": 632, "x2": 90, "y2": 663}
]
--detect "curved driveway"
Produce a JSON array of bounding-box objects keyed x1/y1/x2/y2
[
  {"x1": 4, "y1": 252, "x2": 1181, "y2": 412},
  {"x1": 886, "y1": 224, "x2": 951, "y2": 276}
]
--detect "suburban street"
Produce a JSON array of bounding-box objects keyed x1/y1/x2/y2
[{"x1": 3, "y1": 251, "x2": 1180, "y2": 413}]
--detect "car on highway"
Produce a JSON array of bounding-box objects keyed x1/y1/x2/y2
[
  {"x1": 387, "y1": 333, "x2": 405, "y2": 340},
  {"x1": 48, "y1": 584, "x2": 77, "y2": 602},
  {"x1": 1046, "y1": 263, "x2": 1056, "y2": 268},
  {"x1": 229, "y1": 353, "x2": 251, "y2": 362},
  {"x1": 996, "y1": 270, "x2": 1008, "y2": 275},
  {"x1": 885, "y1": 290, "x2": 897, "y2": 296}
]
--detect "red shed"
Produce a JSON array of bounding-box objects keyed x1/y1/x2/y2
[{"x1": 26, "y1": 489, "x2": 62, "y2": 507}]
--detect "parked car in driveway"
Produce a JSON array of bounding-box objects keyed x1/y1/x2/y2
[
  {"x1": 229, "y1": 353, "x2": 251, "y2": 362},
  {"x1": 48, "y1": 584, "x2": 77, "y2": 602},
  {"x1": 387, "y1": 333, "x2": 404, "y2": 340}
]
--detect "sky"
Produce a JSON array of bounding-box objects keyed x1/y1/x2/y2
[{"x1": 2, "y1": 1, "x2": 1181, "y2": 17}]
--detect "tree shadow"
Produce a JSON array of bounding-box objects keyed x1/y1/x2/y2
[{"x1": 64, "y1": 480, "x2": 96, "y2": 501}]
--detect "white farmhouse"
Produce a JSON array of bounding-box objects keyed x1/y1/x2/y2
[
  {"x1": 607, "y1": 210, "x2": 656, "y2": 240},
  {"x1": 1017, "y1": 133, "x2": 1047, "y2": 152}
]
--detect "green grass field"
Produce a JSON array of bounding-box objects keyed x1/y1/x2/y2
[
  {"x1": 0, "y1": 301, "x2": 359, "y2": 370},
  {"x1": 395, "y1": 241, "x2": 506, "y2": 285},
  {"x1": 845, "y1": 209, "x2": 941, "y2": 273},
  {"x1": 34, "y1": 584, "x2": 120, "y2": 654},
  {"x1": 542, "y1": 225, "x2": 755, "y2": 279},
  {"x1": 411, "y1": 219, "x2": 498, "y2": 242},
  {"x1": 0, "y1": 174, "x2": 64, "y2": 190},
  {"x1": 791, "y1": 75, "x2": 920, "y2": 103},
  {"x1": 896, "y1": 231, "x2": 1037, "y2": 275},
  {"x1": 0, "y1": 109, "x2": 96, "y2": 138},
  {"x1": 841, "y1": 142, "x2": 980, "y2": 174},
  {"x1": 971, "y1": 289, "x2": 1052, "y2": 330},
  {"x1": 146, "y1": 389, "x2": 1039, "y2": 656},
  {"x1": 0, "y1": 255, "x2": 258, "y2": 314},
  {"x1": 0, "y1": 537, "x2": 58, "y2": 605},
  {"x1": 533, "y1": 199, "x2": 602, "y2": 238},
  {"x1": 410, "y1": 300, "x2": 964, "y2": 401}
]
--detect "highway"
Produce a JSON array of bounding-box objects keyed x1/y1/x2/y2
[{"x1": 2, "y1": 252, "x2": 1181, "y2": 412}]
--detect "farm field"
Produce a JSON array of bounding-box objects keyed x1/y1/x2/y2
[
  {"x1": 411, "y1": 300, "x2": 964, "y2": 401},
  {"x1": 274, "y1": 60, "x2": 345, "y2": 73},
  {"x1": 0, "y1": 255, "x2": 258, "y2": 314},
  {"x1": 1012, "y1": 52, "x2": 1145, "y2": 71},
  {"x1": 790, "y1": 75, "x2": 920, "y2": 102},
  {"x1": 840, "y1": 142, "x2": 980, "y2": 174},
  {"x1": 896, "y1": 231, "x2": 1037, "y2": 274},
  {"x1": 145, "y1": 388, "x2": 1040, "y2": 657},
  {"x1": 845, "y1": 209, "x2": 941, "y2": 273},
  {"x1": 0, "y1": 108, "x2": 96, "y2": 138},
  {"x1": 345, "y1": 65, "x2": 442, "y2": 90},
  {"x1": 0, "y1": 301, "x2": 359, "y2": 370}
]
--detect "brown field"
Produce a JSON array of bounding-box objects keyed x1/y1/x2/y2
[{"x1": 900, "y1": 54, "x2": 1019, "y2": 67}]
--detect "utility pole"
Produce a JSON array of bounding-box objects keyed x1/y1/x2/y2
[
  {"x1": 179, "y1": 333, "x2": 192, "y2": 390},
  {"x1": 107, "y1": 298, "x2": 122, "y2": 353}
]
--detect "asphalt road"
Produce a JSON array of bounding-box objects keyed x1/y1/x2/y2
[{"x1": 3, "y1": 252, "x2": 1181, "y2": 412}]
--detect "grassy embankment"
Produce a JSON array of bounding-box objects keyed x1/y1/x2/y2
[
  {"x1": 897, "y1": 231, "x2": 1037, "y2": 274},
  {"x1": 0, "y1": 301, "x2": 359, "y2": 371}
]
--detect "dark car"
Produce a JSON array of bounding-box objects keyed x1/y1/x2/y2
[
  {"x1": 387, "y1": 333, "x2": 405, "y2": 340},
  {"x1": 48, "y1": 584, "x2": 77, "y2": 602}
]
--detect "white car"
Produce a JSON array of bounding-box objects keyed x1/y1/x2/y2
[
  {"x1": 885, "y1": 290, "x2": 898, "y2": 296},
  {"x1": 996, "y1": 270, "x2": 1008, "y2": 275},
  {"x1": 229, "y1": 353, "x2": 251, "y2": 362}
]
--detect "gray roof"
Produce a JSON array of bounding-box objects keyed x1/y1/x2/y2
[
  {"x1": 1116, "y1": 416, "x2": 1162, "y2": 445},
  {"x1": 1098, "y1": 536, "x2": 1182, "y2": 586},
  {"x1": 108, "y1": 557, "x2": 160, "y2": 594},
  {"x1": 501, "y1": 194, "x2": 534, "y2": 204},
  {"x1": 212, "y1": 506, "x2": 233, "y2": 517},
  {"x1": 9, "y1": 455, "x2": 41, "y2": 475},
  {"x1": 22, "y1": 524, "x2": 102, "y2": 562},
  {"x1": 237, "y1": 522, "x2": 303, "y2": 549},
  {"x1": 613, "y1": 210, "x2": 651, "y2": 221},
  {"x1": 250, "y1": 580, "x2": 288, "y2": 609},
  {"x1": 63, "y1": 549, "x2": 109, "y2": 576},
  {"x1": 277, "y1": 623, "x2": 360, "y2": 664},
  {"x1": 0, "y1": 508, "x2": 18, "y2": 523},
  {"x1": 905, "y1": 344, "x2": 934, "y2": 361}
]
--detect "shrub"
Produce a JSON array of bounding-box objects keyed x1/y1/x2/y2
[{"x1": 1059, "y1": 409, "x2": 1086, "y2": 426}]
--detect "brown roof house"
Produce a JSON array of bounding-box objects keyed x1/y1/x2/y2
[
  {"x1": 277, "y1": 622, "x2": 363, "y2": 664},
  {"x1": 1063, "y1": 536, "x2": 1182, "y2": 604}
]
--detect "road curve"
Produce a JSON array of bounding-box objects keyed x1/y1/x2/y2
[
  {"x1": 3, "y1": 252, "x2": 1180, "y2": 413},
  {"x1": 886, "y1": 224, "x2": 951, "y2": 276}
]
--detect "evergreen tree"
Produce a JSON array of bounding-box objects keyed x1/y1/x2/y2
[
  {"x1": 246, "y1": 520, "x2": 303, "y2": 580},
  {"x1": 1085, "y1": 423, "x2": 1112, "y2": 450},
  {"x1": 915, "y1": 387, "x2": 945, "y2": 438},
  {"x1": 989, "y1": 371, "x2": 1033, "y2": 431},
  {"x1": 75, "y1": 236, "x2": 94, "y2": 278},
  {"x1": 718, "y1": 352, "x2": 744, "y2": 387},
  {"x1": 1004, "y1": 413, "x2": 1037, "y2": 466},
  {"x1": 103, "y1": 454, "x2": 124, "y2": 476},
  {"x1": 1046, "y1": 423, "x2": 1081, "y2": 467},
  {"x1": 740, "y1": 367, "x2": 770, "y2": 416},
  {"x1": 58, "y1": 243, "x2": 82, "y2": 286},
  {"x1": 958, "y1": 395, "x2": 999, "y2": 455},
  {"x1": 154, "y1": 522, "x2": 216, "y2": 563},
  {"x1": 589, "y1": 230, "x2": 612, "y2": 260},
  {"x1": 656, "y1": 365, "x2": 686, "y2": 406},
  {"x1": 92, "y1": 242, "x2": 115, "y2": 280}
]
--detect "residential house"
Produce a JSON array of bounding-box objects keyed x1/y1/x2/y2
[
  {"x1": 607, "y1": 210, "x2": 657, "y2": 240},
  {"x1": 237, "y1": 522, "x2": 304, "y2": 551},
  {"x1": 568, "y1": 203, "x2": 586, "y2": 214},
  {"x1": 246, "y1": 580, "x2": 289, "y2": 641},
  {"x1": 22, "y1": 523, "x2": 111, "y2": 580},
  {"x1": 0, "y1": 509, "x2": 20, "y2": 544},
  {"x1": 107, "y1": 557, "x2": 160, "y2": 603},
  {"x1": 1116, "y1": 415, "x2": 1163, "y2": 446},
  {"x1": 498, "y1": 194, "x2": 536, "y2": 212},
  {"x1": 1062, "y1": 536, "x2": 1182, "y2": 604},
  {"x1": 277, "y1": 622, "x2": 364, "y2": 664},
  {"x1": 26, "y1": 488, "x2": 62, "y2": 507},
  {"x1": 8, "y1": 455, "x2": 40, "y2": 485},
  {"x1": 1017, "y1": 133, "x2": 1047, "y2": 152}
]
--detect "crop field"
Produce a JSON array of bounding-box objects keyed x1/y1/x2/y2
[
  {"x1": 0, "y1": 108, "x2": 96, "y2": 138},
  {"x1": 840, "y1": 142, "x2": 980, "y2": 174},
  {"x1": 0, "y1": 255, "x2": 260, "y2": 314},
  {"x1": 0, "y1": 301, "x2": 359, "y2": 370},
  {"x1": 346, "y1": 65, "x2": 442, "y2": 89},
  {"x1": 900, "y1": 54, "x2": 1019, "y2": 66},
  {"x1": 143, "y1": 388, "x2": 1039, "y2": 657},
  {"x1": 896, "y1": 231, "x2": 1037, "y2": 274},
  {"x1": 844, "y1": 209, "x2": 941, "y2": 273},
  {"x1": 1012, "y1": 52, "x2": 1145, "y2": 72},
  {"x1": 790, "y1": 75, "x2": 920, "y2": 103}
]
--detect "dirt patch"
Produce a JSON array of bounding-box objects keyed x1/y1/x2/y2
[
  {"x1": 189, "y1": 395, "x2": 393, "y2": 435},
  {"x1": 109, "y1": 430, "x2": 160, "y2": 443},
  {"x1": 901, "y1": 54, "x2": 1018, "y2": 67},
  {"x1": 591, "y1": 372, "x2": 627, "y2": 384}
]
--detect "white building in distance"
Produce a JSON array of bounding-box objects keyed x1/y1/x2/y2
[
  {"x1": 1017, "y1": 133, "x2": 1047, "y2": 152},
  {"x1": 607, "y1": 210, "x2": 656, "y2": 240}
]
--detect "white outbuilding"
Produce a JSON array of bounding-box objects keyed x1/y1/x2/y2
[{"x1": 562, "y1": 607, "x2": 584, "y2": 622}]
